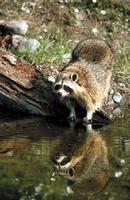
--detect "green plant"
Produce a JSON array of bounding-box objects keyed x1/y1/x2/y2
[{"x1": 10, "y1": 30, "x2": 71, "y2": 68}]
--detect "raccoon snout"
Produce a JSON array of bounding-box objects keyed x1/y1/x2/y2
[{"x1": 57, "y1": 91, "x2": 62, "y2": 97}]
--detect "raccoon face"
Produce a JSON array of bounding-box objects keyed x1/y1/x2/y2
[{"x1": 54, "y1": 72, "x2": 79, "y2": 101}]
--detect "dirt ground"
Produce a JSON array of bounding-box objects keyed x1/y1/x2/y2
[
  {"x1": 0, "y1": 0, "x2": 130, "y2": 49},
  {"x1": 1, "y1": 0, "x2": 130, "y2": 75}
]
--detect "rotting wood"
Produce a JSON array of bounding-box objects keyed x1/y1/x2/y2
[
  {"x1": 0, "y1": 47, "x2": 130, "y2": 124},
  {"x1": 0, "y1": 48, "x2": 61, "y2": 117}
]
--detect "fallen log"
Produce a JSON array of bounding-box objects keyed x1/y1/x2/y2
[
  {"x1": 0, "y1": 48, "x2": 60, "y2": 116},
  {"x1": 0, "y1": 47, "x2": 129, "y2": 124}
]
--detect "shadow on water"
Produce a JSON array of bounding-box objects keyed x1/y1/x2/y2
[{"x1": 0, "y1": 112, "x2": 130, "y2": 200}]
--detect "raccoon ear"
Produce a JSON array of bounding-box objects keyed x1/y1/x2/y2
[{"x1": 71, "y1": 73, "x2": 78, "y2": 82}]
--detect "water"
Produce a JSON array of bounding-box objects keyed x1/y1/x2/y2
[{"x1": 0, "y1": 114, "x2": 130, "y2": 200}]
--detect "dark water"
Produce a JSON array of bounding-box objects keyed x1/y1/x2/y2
[{"x1": 0, "y1": 114, "x2": 130, "y2": 200}]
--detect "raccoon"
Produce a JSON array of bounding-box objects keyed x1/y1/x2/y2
[
  {"x1": 52, "y1": 130, "x2": 109, "y2": 195},
  {"x1": 53, "y1": 38, "x2": 113, "y2": 123}
]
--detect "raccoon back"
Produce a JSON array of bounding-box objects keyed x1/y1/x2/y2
[{"x1": 71, "y1": 38, "x2": 113, "y2": 67}]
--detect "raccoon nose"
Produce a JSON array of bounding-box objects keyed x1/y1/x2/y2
[{"x1": 57, "y1": 91, "x2": 62, "y2": 97}]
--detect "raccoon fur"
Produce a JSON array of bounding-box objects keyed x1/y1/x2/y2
[{"x1": 53, "y1": 38, "x2": 113, "y2": 123}]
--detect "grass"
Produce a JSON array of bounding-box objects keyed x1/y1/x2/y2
[
  {"x1": 113, "y1": 40, "x2": 130, "y2": 74},
  {"x1": 9, "y1": 0, "x2": 130, "y2": 74},
  {"x1": 10, "y1": 30, "x2": 71, "y2": 69},
  {"x1": 31, "y1": 35, "x2": 71, "y2": 67}
]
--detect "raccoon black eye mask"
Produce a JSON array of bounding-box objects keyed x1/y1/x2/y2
[
  {"x1": 53, "y1": 73, "x2": 78, "y2": 92},
  {"x1": 63, "y1": 85, "x2": 73, "y2": 93},
  {"x1": 54, "y1": 84, "x2": 73, "y2": 93},
  {"x1": 54, "y1": 84, "x2": 61, "y2": 91}
]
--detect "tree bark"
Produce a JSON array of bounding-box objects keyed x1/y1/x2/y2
[
  {"x1": 0, "y1": 48, "x2": 129, "y2": 124},
  {"x1": 0, "y1": 48, "x2": 60, "y2": 116}
]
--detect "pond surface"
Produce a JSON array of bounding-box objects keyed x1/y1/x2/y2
[{"x1": 0, "y1": 113, "x2": 130, "y2": 200}]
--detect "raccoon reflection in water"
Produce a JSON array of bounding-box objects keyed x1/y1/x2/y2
[
  {"x1": 52, "y1": 129, "x2": 109, "y2": 196},
  {"x1": 49, "y1": 38, "x2": 113, "y2": 125}
]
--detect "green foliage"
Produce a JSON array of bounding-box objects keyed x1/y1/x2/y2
[
  {"x1": 10, "y1": 32, "x2": 71, "y2": 68},
  {"x1": 113, "y1": 41, "x2": 130, "y2": 73},
  {"x1": 31, "y1": 35, "x2": 71, "y2": 67}
]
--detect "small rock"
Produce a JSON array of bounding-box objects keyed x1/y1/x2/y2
[
  {"x1": 21, "y1": 4, "x2": 30, "y2": 13},
  {"x1": 39, "y1": 35, "x2": 43, "y2": 40},
  {"x1": 92, "y1": 0, "x2": 97, "y2": 3},
  {"x1": 66, "y1": 186, "x2": 73, "y2": 194},
  {"x1": 58, "y1": 0, "x2": 64, "y2": 3},
  {"x1": 118, "y1": 82, "x2": 126, "y2": 89},
  {"x1": 62, "y1": 53, "x2": 71, "y2": 63},
  {"x1": 0, "y1": 20, "x2": 5, "y2": 25},
  {"x1": 109, "y1": 89, "x2": 114, "y2": 95},
  {"x1": 92, "y1": 28, "x2": 98, "y2": 33},
  {"x1": 113, "y1": 107, "x2": 121, "y2": 116},
  {"x1": 60, "y1": 5, "x2": 64, "y2": 9},
  {"x1": 120, "y1": 159, "x2": 125, "y2": 164},
  {"x1": 43, "y1": 28, "x2": 48, "y2": 33},
  {"x1": 115, "y1": 171, "x2": 123, "y2": 178},
  {"x1": 35, "y1": 65, "x2": 43, "y2": 71},
  {"x1": 109, "y1": 114, "x2": 113, "y2": 119},
  {"x1": 6, "y1": 151, "x2": 14, "y2": 156},
  {"x1": 21, "y1": 2, "x2": 36, "y2": 14},
  {"x1": 18, "y1": 39, "x2": 40, "y2": 53},
  {"x1": 100, "y1": 10, "x2": 106, "y2": 15},
  {"x1": 3, "y1": 54, "x2": 17, "y2": 66},
  {"x1": 50, "y1": 177, "x2": 56, "y2": 182},
  {"x1": 74, "y1": 8, "x2": 79, "y2": 13},
  {"x1": 48, "y1": 76, "x2": 56, "y2": 83},
  {"x1": 112, "y1": 92, "x2": 122, "y2": 103},
  {"x1": 5, "y1": 20, "x2": 28, "y2": 35},
  {"x1": 12, "y1": 34, "x2": 27, "y2": 48}
]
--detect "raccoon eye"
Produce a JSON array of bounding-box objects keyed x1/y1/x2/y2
[
  {"x1": 63, "y1": 85, "x2": 72, "y2": 92},
  {"x1": 54, "y1": 84, "x2": 61, "y2": 90}
]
